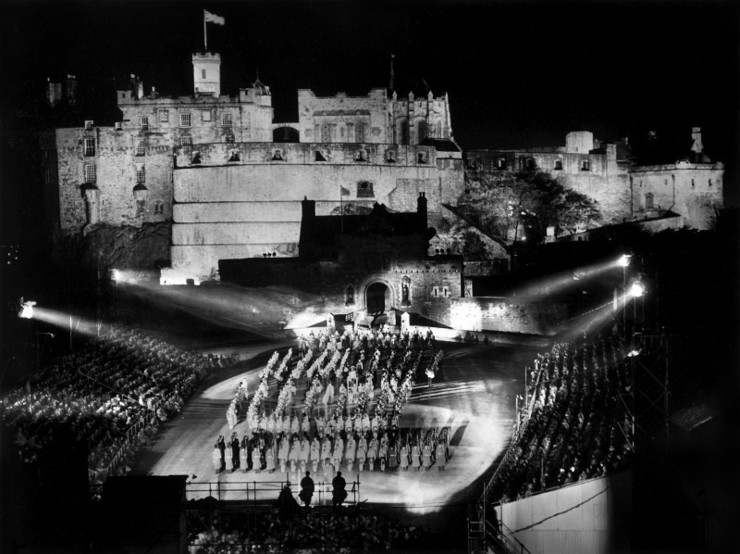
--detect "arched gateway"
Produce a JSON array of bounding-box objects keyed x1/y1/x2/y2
[{"x1": 366, "y1": 282, "x2": 389, "y2": 314}]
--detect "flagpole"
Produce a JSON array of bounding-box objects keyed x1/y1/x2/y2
[{"x1": 203, "y1": 10, "x2": 208, "y2": 51}]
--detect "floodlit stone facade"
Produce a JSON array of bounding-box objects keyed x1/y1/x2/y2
[
  {"x1": 40, "y1": 124, "x2": 173, "y2": 235},
  {"x1": 466, "y1": 128, "x2": 723, "y2": 232},
  {"x1": 167, "y1": 140, "x2": 463, "y2": 282}
]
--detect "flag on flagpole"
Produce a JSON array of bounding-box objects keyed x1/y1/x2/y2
[{"x1": 204, "y1": 10, "x2": 225, "y2": 25}]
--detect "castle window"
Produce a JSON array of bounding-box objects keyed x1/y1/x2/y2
[
  {"x1": 356, "y1": 123, "x2": 366, "y2": 143},
  {"x1": 708, "y1": 179, "x2": 712, "y2": 187},
  {"x1": 221, "y1": 113, "x2": 233, "y2": 127},
  {"x1": 191, "y1": 151, "x2": 201, "y2": 164},
  {"x1": 158, "y1": 110, "x2": 169, "y2": 123},
  {"x1": 345, "y1": 285, "x2": 355, "y2": 306},
  {"x1": 645, "y1": 192, "x2": 654, "y2": 210},
  {"x1": 581, "y1": 159, "x2": 590, "y2": 171},
  {"x1": 417, "y1": 151, "x2": 428, "y2": 164},
  {"x1": 83, "y1": 138, "x2": 95, "y2": 157},
  {"x1": 180, "y1": 135, "x2": 193, "y2": 147},
  {"x1": 224, "y1": 134, "x2": 235, "y2": 143},
  {"x1": 355, "y1": 149, "x2": 368, "y2": 162},
  {"x1": 554, "y1": 160, "x2": 563, "y2": 170},
  {"x1": 431, "y1": 286, "x2": 439, "y2": 298},
  {"x1": 154, "y1": 201, "x2": 164, "y2": 215},
  {"x1": 136, "y1": 165, "x2": 146, "y2": 184},
  {"x1": 201, "y1": 110, "x2": 212, "y2": 122},
  {"x1": 691, "y1": 179, "x2": 695, "y2": 188},
  {"x1": 272, "y1": 149, "x2": 284, "y2": 161},
  {"x1": 201, "y1": 69, "x2": 207, "y2": 79},
  {"x1": 386, "y1": 150, "x2": 397, "y2": 163},
  {"x1": 228, "y1": 150, "x2": 240, "y2": 162},
  {"x1": 417, "y1": 120, "x2": 428, "y2": 142},
  {"x1": 180, "y1": 113, "x2": 191, "y2": 127},
  {"x1": 139, "y1": 116, "x2": 149, "y2": 130},
  {"x1": 496, "y1": 158, "x2": 507, "y2": 170},
  {"x1": 357, "y1": 181, "x2": 374, "y2": 198},
  {"x1": 84, "y1": 163, "x2": 96, "y2": 183},
  {"x1": 442, "y1": 286, "x2": 450, "y2": 298},
  {"x1": 135, "y1": 141, "x2": 146, "y2": 156}
]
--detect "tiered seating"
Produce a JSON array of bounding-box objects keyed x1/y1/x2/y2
[
  {"x1": 0, "y1": 325, "x2": 232, "y2": 482},
  {"x1": 491, "y1": 334, "x2": 633, "y2": 501},
  {"x1": 186, "y1": 509, "x2": 427, "y2": 553}
]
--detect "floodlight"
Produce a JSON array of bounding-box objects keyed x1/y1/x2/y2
[
  {"x1": 19, "y1": 300, "x2": 36, "y2": 319},
  {"x1": 627, "y1": 349, "x2": 641, "y2": 358},
  {"x1": 628, "y1": 281, "x2": 645, "y2": 298},
  {"x1": 617, "y1": 254, "x2": 632, "y2": 268},
  {"x1": 111, "y1": 269, "x2": 121, "y2": 282}
]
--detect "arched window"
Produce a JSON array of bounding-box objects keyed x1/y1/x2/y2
[
  {"x1": 272, "y1": 149, "x2": 284, "y2": 161},
  {"x1": 355, "y1": 149, "x2": 368, "y2": 162},
  {"x1": 554, "y1": 160, "x2": 563, "y2": 170},
  {"x1": 417, "y1": 151, "x2": 428, "y2": 164},
  {"x1": 645, "y1": 192, "x2": 654, "y2": 209}
]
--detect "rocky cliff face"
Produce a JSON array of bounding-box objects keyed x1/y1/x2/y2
[{"x1": 80, "y1": 222, "x2": 171, "y2": 271}]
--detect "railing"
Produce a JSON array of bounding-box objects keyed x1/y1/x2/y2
[{"x1": 185, "y1": 476, "x2": 362, "y2": 507}]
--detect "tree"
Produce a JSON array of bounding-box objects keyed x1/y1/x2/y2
[{"x1": 458, "y1": 168, "x2": 602, "y2": 244}]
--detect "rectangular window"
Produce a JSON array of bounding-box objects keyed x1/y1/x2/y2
[
  {"x1": 180, "y1": 135, "x2": 193, "y2": 147},
  {"x1": 442, "y1": 286, "x2": 450, "y2": 298},
  {"x1": 136, "y1": 165, "x2": 145, "y2": 184},
  {"x1": 83, "y1": 138, "x2": 95, "y2": 156},
  {"x1": 139, "y1": 116, "x2": 149, "y2": 129},
  {"x1": 154, "y1": 201, "x2": 164, "y2": 215},
  {"x1": 84, "y1": 164, "x2": 96, "y2": 183},
  {"x1": 180, "y1": 113, "x2": 191, "y2": 127},
  {"x1": 431, "y1": 286, "x2": 439, "y2": 298},
  {"x1": 135, "y1": 141, "x2": 146, "y2": 156},
  {"x1": 221, "y1": 113, "x2": 233, "y2": 127},
  {"x1": 201, "y1": 69, "x2": 207, "y2": 79},
  {"x1": 201, "y1": 110, "x2": 212, "y2": 122},
  {"x1": 158, "y1": 110, "x2": 169, "y2": 123}
]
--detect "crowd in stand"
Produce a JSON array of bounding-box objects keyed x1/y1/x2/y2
[
  {"x1": 488, "y1": 333, "x2": 634, "y2": 502},
  {"x1": 0, "y1": 325, "x2": 233, "y2": 482},
  {"x1": 217, "y1": 327, "x2": 450, "y2": 477},
  {"x1": 186, "y1": 509, "x2": 428, "y2": 553}
]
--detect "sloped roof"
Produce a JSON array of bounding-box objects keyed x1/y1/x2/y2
[{"x1": 421, "y1": 137, "x2": 462, "y2": 153}]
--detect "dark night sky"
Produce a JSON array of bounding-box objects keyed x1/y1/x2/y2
[{"x1": 1, "y1": 0, "x2": 738, "y2": 201}]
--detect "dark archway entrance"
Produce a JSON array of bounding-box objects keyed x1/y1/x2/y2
[{"x1": 366, "y1": 282, "x2": 388, "y2": 314}]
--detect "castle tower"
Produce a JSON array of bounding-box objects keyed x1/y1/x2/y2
[{"x1": 192, "y1": 52, "x2": 221, "y2": 96}]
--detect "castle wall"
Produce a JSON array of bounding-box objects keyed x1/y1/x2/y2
[
  {"x1": 442, "y1": 296, "x2": 567, "y2": 335},
  {"x1": 117, "y1": 91, "x2": 273, "y2": 144},
  {"x1": 170, "y1": 142, "x2": 464, "y2": 281},
  {"x1": 630, "y1": 163, "x2": 723, "y2": 229},
  {"x1": 298, "y1": 89, "x2": 390, "y2": 143},
  {"x1": 44, "y1": 127, "x2": 173, "y2": 235}
]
